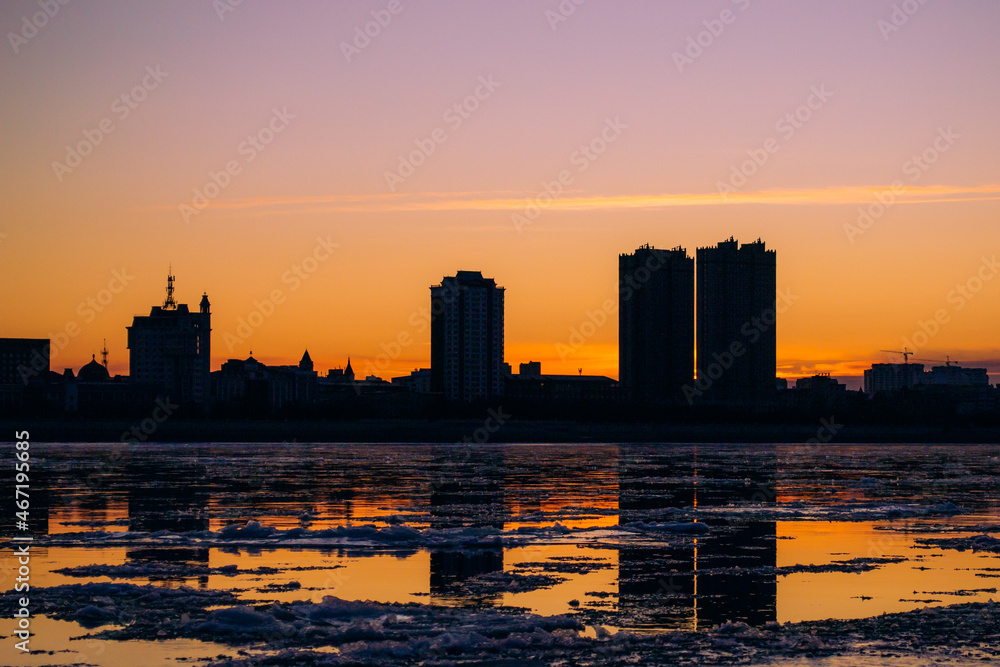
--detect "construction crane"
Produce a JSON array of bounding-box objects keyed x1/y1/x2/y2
[
  {"x1": 916, "y1": 356, "x2": 962, "y2": 367},
  {"x1": 880, "y1": 348, "x2": 914, "y2": 363}
]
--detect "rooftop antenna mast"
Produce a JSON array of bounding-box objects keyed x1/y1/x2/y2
[
  {"x1": 164, "y1": 266, "x2": 177, "y2": 310},
  {"x1": 100, "y1": 339, "x2": 109, "y2": 368}
]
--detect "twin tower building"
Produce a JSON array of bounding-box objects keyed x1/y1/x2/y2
[
  {"x1": 621, "y1": 238, "x2": 777, "y2": 406},
  {"x1": 429, "y1": 238, "x2": 776, "y2": 406}
]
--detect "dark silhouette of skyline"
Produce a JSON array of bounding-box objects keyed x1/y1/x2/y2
[
  {"x1": 697, "y1": 238, "x2": 777, "y2": 406},
  {"x1": 430, "y1": 271, "x2": 505, "y2": 403},
  {"x1": 619, "y1": 245, "x2": 694, "y2": 404},
  {"x1": 0, "y1": 240, "x2": 997, "y2": 427}
]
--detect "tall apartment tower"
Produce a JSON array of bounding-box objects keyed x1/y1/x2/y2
[
  {"x1": 696, "y1": 238, "x2": 776, "y2": 405},
  {"x1": 430, "y1": 271, "x2": 504, "y2": 402},
  {"x1": 619, "y1": 245, "x2": 694, "y2": 403},
  {"x1": 127, "y1": 271, "x2": 211, "y2": 406}
]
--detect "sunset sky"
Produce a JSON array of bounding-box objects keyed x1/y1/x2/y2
[{"x1": 2, "y1": 0, "x2": 999, "y2": 387}]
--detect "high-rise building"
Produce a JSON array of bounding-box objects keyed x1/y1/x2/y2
[
  {"x1": 0, "y1": 338, "x2": 51, "y2": 413},
  {"x1": 619, "y1": 245, "x2": 694, "y2": 403},
  {"x1": 127, "y1": 271, "x2": 211, "y2": 406},
  {"x1": 430, "y1": 270, "x2": 504, "y2": 402},
  {"x1": 863, "y1": 363, "x2": 924, "y2": 395},
  {"x1": 519, "y1": 361, "x2": 542, "y2": 376},
  {"x1": 0, "y1": 338, "x2": 50, "y2": 385},
  {"x1": 696, "y1": 238, "x2": 776, "y2": 405}
]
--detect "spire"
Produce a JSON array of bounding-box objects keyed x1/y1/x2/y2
[
  {"x1": 100, "y1": 339, "x2": 109, "y2": 368},
  {"x1": 299, "y1": 349, "x2": 313, "y2": 372},
  {"x1": 344, "y1": 356, "x2": 354, "y2": 381},
  {"x1": 163, "y1": 266, "x2": 177, "y2": 310},
  {"x1": 199, "y1": 292, "x2": 210, "y2": 314}
]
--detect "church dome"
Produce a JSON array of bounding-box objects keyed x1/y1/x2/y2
[{"x1": 78, "y1": 355, "x2": 110, "y2": 382}]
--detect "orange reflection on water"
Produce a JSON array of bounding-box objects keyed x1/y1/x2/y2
[
  {"x1": 0, "y1": 547, "x2": 130, "y2": 591},
  {"x1": 501, "y1": 544, "x2": 619, "y2": 618},
  {"x1": 48, "y1": 501, "x2": 130, "y2": 534},
  {"x1": 208, "y1": 548, "x2": 430, "y2": 605},
  {"x1": 0, "y1": 616, "x2": 241, "y2": 666},
  {"x1": 776, "y1": 521, "x2": 1000, "y2": 623}
]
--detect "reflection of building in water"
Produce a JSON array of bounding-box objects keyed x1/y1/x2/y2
[
  {"x1": 2, "y1": 452, "x2": 49, "y2": 535},
  {"x1": 617, "y1": 446, "x2": 777, "y2": 629},
  {"x1": 428, "y1": 446, "x2": 506, "y2": 605},
  {"x1": 126, "y1": 458, "x2": 211, "y2": 587}
]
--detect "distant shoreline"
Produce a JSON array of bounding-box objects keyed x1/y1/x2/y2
[{"x1": 3, "y1": 419, "x2": 999, "y2": 444}]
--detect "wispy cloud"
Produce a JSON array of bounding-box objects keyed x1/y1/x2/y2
[{"x1": 153, "y1": 183, "x2": 1000, "y2": 218}]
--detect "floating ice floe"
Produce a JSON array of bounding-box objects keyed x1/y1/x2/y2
[{"x1": 8, "y1": 582, "x2": 998, "y2": 666}]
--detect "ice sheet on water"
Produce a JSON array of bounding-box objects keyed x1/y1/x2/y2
[
  {"x1": 621, "y1": 521, "x2": 712, "y2": 534},
  {"x1": 919, "y1": 533, "x2": 1000, "y2": 553},
  {"x1": 192, "y1": 606, "x2": 285, "y2": 637},
  {"x1": 8, "y1": 581, "x2": 1000, "y2": 666},
  {"x1": 191, "y1": 597, "x2": 1000, "y2": 666},
  {"x1": 55, "y1": 562, "x2": 242, "y2": 579},
  {"x1": 73, "y1": 604, "x2": 118, "y2": 628},
  {"x1": 36, "y1": 519, "x2": 629, "y2": 553}
]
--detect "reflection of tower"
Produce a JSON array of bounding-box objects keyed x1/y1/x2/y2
[
  {"x1": 428, "y1": 446, "x2": 506, "y2": 605},
  {"x1": 696, "y1": 520, "x2": 777, "y2": 627},
  {"x1": 618, "y1": 447, "x2": 698, "y2": 630},
  {"x1": 617, "y1": 445, "x2": 777, "y2": 630},
  {"x1": 2, "y1": 457, "x2": 49, "y2": 535},
  {"x1": 126, "y1": 457, "x2": 211, "y2": 587}
]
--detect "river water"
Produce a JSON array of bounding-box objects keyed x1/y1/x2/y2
[{"x1": 2, "y1": 443, "x2": 998, "y2": 665}]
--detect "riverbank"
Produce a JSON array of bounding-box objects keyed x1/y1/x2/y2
[{"x1": 3, "y1": 418, "x2": 999, "y2": 444}]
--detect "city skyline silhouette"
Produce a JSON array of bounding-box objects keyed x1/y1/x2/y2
[{"x1": 2, "y1": 2, "x2": 998, "y2": 390}]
